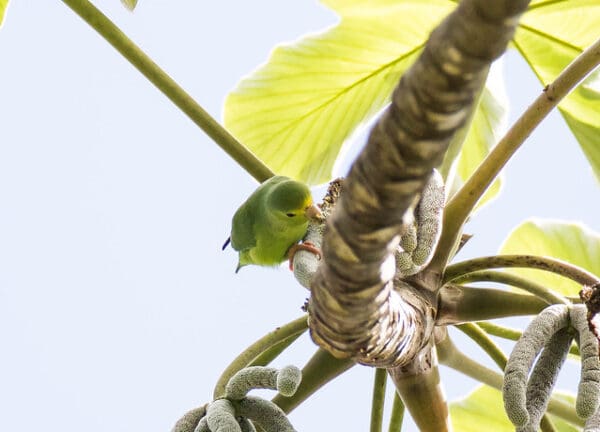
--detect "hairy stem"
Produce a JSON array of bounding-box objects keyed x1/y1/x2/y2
[
  {"x1": 451, "y1": 270, "x2": 569, "y2": 305},
  {"x1": 370, "y1": 369, "x2": 388, "y2": 432},
  {"x1": 431, "y1": 36, "x2": 600, "y2": 271},
  {"x1": 61, "y1": 0, "x2": 274, "y2": 182},
  {"x1": 213, "y1": 316, "x2": 308, "y2": 398},
  {"x1": 444, "y1": 255, "x2": 600, "y2": 286}
]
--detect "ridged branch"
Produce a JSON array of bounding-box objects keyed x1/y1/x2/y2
[{"x1": 308, "y1": 0, "x2": 530, "y2": 367}]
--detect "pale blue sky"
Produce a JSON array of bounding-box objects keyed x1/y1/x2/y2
[{"x1": 1, "y1": 2, "x2": 598, "y2": 431}]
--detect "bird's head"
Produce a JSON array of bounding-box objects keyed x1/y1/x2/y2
[{"x1": 268, "y1": 179, "x2": 323, "y2": 224}]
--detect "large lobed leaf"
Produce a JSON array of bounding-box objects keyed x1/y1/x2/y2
[
  {"x1": 514, "y1": 2, "x2": 600, "y2": 180},
  {"x1": 451, "y1": 385, "x2": 578, "y2": 431},
  {"x1": 500, "y1": 219, "x2": 600, "y2": 296},
  {"x1": 224, "y1": 1, "x2": 600, "y2": 188},
  {"x1": 224, "y1": 1, "x2": 454, "y2": 185},
  {"x1": 441, "y1": 66, "x2": 507, "y2": 208},
  {"x1": 0, "y1": 0, "x2": 9, "y2": 27}
]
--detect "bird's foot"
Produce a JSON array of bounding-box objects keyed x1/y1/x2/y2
[{"x1": 287, "y1": 241, "x2": 322, "y2": 271}]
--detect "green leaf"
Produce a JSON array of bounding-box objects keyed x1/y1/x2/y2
[
  {"x1": 548, "y1": 393, "x2": 581, "y2": 432},
  {"x1": 225, "y1": 1, "x2": 600, "y2": 185},
  {"x1": 451, "y1": 385, "x2": 579, "y2": 432},
  {"x1": 500, "y1": 219, "x2": 600, "y2": 296},
  {"x1": 450, "y1": 385, "x2": 518, "y2": 431},
  {"x1": 562, "y1": 72, "x2": 600, "y2": 182},
  {"x1": 0, "y1": 0, "x2": 9, "y2": 27},
  {"x1": 442, "y1": 64, "x2": 508, "y2": 211},
  {"x1": 121, "y1": 0, "x2": 138, "y2": 11},
  {"x1": 515, "y1": 2, "x2": 600, "y2": 180},
  {"x1": 224, "y1": 1, "x2": 454, "y2": 184}
]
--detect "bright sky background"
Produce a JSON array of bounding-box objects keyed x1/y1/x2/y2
[{"x1": 1, "y1": 2, "x2": 599, "y2": 432}]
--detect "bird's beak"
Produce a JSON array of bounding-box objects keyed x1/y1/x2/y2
[{"x1": 304, "y1": 204, "x2": 324, "y2": 222}]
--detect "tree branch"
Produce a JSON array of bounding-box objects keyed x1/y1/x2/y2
[
  {"x1": 437, "y1": 285, "x2": 547, "y2": 325},
  {"x1": 450, "y1": 270, "x2": 569, "y2": 305},
  {"x1": 388, "y1": 344, "x2": 450, "y2": 431},
  {"x1": 443, "y1": 255, "x2": 600, "y2": 287},
  {"x1": 388, "y1": 392, "x2": 405, "y2": 432},
  {"x1": 370, "y1": 368, "x2": 388, "y2": 432},
  {"x1": 214, "y1": 316, "x2": 307, "y2": 399},
  {"x1": 61, "y1": 0, "x2": 274, "y2": 183},
  {"x1": 309, "y1": 0, "x2": 530, "y2": 368},
  {"x1": 430, "y1": 35, "x2": 600, "y2": 271}
]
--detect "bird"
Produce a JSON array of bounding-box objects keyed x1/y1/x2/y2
[{"x1": 222, "y1": 176, "x2": 323, "y2": 273}]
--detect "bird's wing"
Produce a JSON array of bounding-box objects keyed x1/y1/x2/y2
[
  {"x1": 229, "y1": 176, "x2": 289, "y2": 254},
  {"x1": 230, "y1": 201, "x2": 257, "y2": 252}
]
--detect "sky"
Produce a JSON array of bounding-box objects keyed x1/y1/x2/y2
[{"x1": 1, "y1": 1, "x2": 599, "y2": 431}]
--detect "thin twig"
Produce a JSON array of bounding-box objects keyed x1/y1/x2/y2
[
  {"x1": 477, "y1": 321, "x2": 580, "y2": 356},
  {"x1": 61, "y1": 0, "x2": 274, "y2": 182},
  {"x1": 444, "y1": 255, "x2": 600, "y2": 287},
  {"x1": 430, "y1": 36, "x2": 600, "y2": 272},
  {"x1": 370, "y1": 369, "x2": 388, "y2": 432},
  {"x1": 213, "y1": 316, "x2": 308, "y2": 398},
  {"x1": 455, "y1": 323, "x2": 507, "y2": 369},
  {"x1": 451, "y1": 270, "x2": 570, "y2": 305},
  {"x1": 388, "y1": 392, "x2": 406, "y2": 432}
]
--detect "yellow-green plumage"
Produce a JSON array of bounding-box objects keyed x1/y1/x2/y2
[{"x1": 224, "y1": 176, "x2": 320, "y2": 272}]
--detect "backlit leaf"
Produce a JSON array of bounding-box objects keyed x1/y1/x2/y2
[
  {"x1": 0, "y1": 0, "x2": 9, "y2": 27},
  {"x1": 500, "y1": 219, "x2": 600, "y2": 296},
  {"x1": 515, "y1": 2, "x2": 600, "y2": 180},
  {"x1": 224, "y1": 1, "x2": 454, "y2": 184},
  {"x1": 451, "y1": 385, "x2": 518, "y2": 432},
  {"x1": 225, "y1": 0, "x2": 600, "y2": 188},
  {"x1": 442, "y1": 64, "x2": 508, "y2": 210},
  {"x1": 451, "y1": 385, "x2": 579, "y2": 432}
]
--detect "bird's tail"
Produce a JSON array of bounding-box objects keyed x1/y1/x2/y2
[{"x1": 222, "y1": 237, "x2": 231, "y2": 250}]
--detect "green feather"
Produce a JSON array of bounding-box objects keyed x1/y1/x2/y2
[{"x1": 225, "y1": 176, "x2": 316, "y2": 272}]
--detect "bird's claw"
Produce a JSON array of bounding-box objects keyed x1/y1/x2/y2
[{"x1": 287, "y1": 241, "x2": 322, "y2": 271}]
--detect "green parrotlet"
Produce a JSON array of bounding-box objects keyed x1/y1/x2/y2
[{"x1": 223, "y1": 176, "x2": 322, "y2": 273}]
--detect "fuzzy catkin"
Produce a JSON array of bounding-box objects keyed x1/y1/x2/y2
[
  {"x1": 276, "y1": 365, "x2": 302, "y2": 397},
  {"x1": 503, "y1": 305, "x2": 570, "y2": 426},
  {"x1": 195, "y1": 417, "x2": 210, "y2": 432},
  {"x1": 571, "y1": 306, "x2": 600, "y2": 419},
  {"x1": 235, "y1": 396, "x2": 297, "y2": 432},
  {"x1": 225, "y1": 367, "x2": 279, "y2": 400},
  {"x1": 206, "y1": 399, "x2": 241, "y2": 432},
  {"x1": 238, "y1": 418, "x2": 256, "y2": 432},
  {"x1": 585, "y1": 408, "x2": 600, "y2": 432},
  {"x1": 518, "y1": 327, "x2": 573, "y2": 432},
  {"x1": 396, "y1": 169, "x2": 444, "y2": 276},
  {"x1": 171, "y1": 406, "x2": 207, "y2": 432}
]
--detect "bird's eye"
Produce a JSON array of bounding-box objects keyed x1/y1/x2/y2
[{"x1": 286, "y1": 213, "x2": 296, "y2": 217}]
